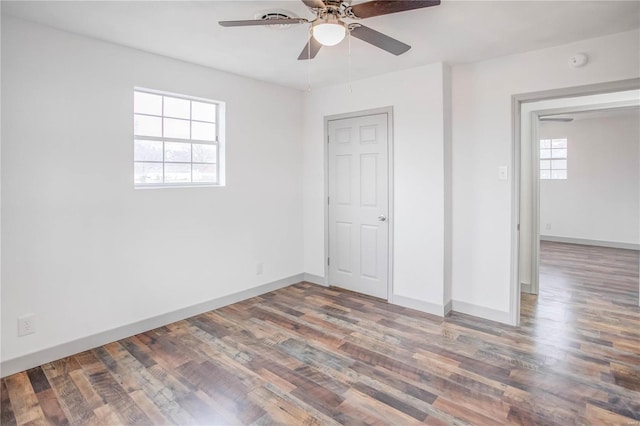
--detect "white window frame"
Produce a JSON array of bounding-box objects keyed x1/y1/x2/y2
[
  {"x1": 134, "y1": 87, "x2": 226, "y2": 188},
  {"x1": 539, "y1": 138, "x2": 567, "y2": 180}
]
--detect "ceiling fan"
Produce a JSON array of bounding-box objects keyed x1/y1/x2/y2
[
  {"x1": 219, "y1": 0, "x2": 441, "y2": 60},
  {"x1": 540, "y1": 117, "x2": 574, "y2": 122}
]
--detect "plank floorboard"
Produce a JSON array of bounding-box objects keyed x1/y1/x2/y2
[{"x1": 2, "y1": 241, "x2": 639, "y2": 424}]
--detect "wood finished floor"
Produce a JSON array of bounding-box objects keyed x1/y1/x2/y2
[{"x1": 2, "y1": 241, "x2": 639, "y2": 425}]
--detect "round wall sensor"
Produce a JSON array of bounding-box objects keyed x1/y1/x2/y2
[{"x1": 569, "y1": 53, "x2": 588, "y2": 68}]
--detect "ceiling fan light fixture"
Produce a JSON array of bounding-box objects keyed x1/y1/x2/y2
[{"x1": 312, "y1": 15, "x2": 346, "y2": 46}]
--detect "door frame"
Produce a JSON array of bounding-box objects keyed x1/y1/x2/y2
[
  {"x1": 324, "y1": 106, "x2": 395, "y2": 302},
  {"x1": 510, "y1": 78, "x2": 640, "y2": 325}
]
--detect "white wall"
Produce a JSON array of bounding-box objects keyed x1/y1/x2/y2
[
  {"x1": 452, "y1": 29, "x2": 640, "y2": 321},
  {"x1": 540, "y1": 111, "x2": 640, "y2": 245},
  {"x1": 302, "y1": 63, "x2": 451, "y2": 312},
  {"x1": 1, "y1": 17, "x2": 304, "y2": 365}
]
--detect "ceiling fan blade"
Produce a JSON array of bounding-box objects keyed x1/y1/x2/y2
[
  {"x1": 297, "y1": 37, "x2": 322, "y2": 60},
  {"x1": 219, "y1": 18, "x2": 308, "y2": 27},
  {"x1": 350, "y1": 0, "x2": 440, "y2": 19},
  {"x1": 350, "y1": 25, "x2": 410, "y2": 56},
  {"x1": 301, "y1": 0, "x2": 325, "y2": 9}
]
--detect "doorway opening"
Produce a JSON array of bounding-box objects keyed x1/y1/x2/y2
[
  {"x1": 528, "y1": 106, "x2": 640, "y2": 327},
  {"x1": 510, "y1": 79, "x2": 640, "y2": 325}
]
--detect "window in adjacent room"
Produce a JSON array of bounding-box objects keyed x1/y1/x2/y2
[
  {"x1": 134, "y1": 88, "x2": 225, "y2": 187},
  {"x1": 540, "y1": 138, "x2": 567, "y2": 180}
]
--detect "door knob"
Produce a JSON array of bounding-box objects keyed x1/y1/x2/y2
[{"x1": 378, "y1": 215, "x2": 387, "y2": 222}]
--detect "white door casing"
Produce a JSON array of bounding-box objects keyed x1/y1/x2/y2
[{"x1": 327, "y1": 112, "x2": 389, "y2": 299}]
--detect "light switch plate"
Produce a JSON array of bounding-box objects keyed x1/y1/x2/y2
[{"x1": 498, "y1": 166, "x2": 508, "y2": 180}]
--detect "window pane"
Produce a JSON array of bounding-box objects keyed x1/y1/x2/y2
[
  {"x1": 192, "y1": 101, "x2": 216, "y2": 123},
  {"x1": 191, "y1": 121, "x2": 216, "y2": 141},
  {"x1": 135, "y1": 162, "x2": 163, "y2": 184},
  {"x1": 133, "y1": 88, "x2": 222, "y2": 188},
  {"x1": 164, "y1": 96, "x2": 190, "y2": 119},
  {"x1": 540, "y1": 149, "x2": 551, "y2": 159},
  {"x1": 552, "y1": 148, "x2": 567, "y2": 158},
  {"x1": 134, "y1": 139, "x2": 163, "y2": 162},
  {"x1": 193, "y1": 163, "x2": 217, "y2": 183},
  {"x1": 165, "y1": 163, "x2": 191, "y2": 183},
  {"x1": 552, "y1": 138, "x2": 567, "y2": 148},
  {"x1": 134, "y1": 92, "x2": 162, "y2": 115},
  {"x1": 540, "y1": 160, "x2": 550, "y2": 170},
  {"x1": 134, "y1": 114, "x2": 162, "y2": 137},
  {"x1": 551, "y1": 159, "x2": 566, "y2": 170},
  {"x1": 540, "y1": 170, "x2": 551, "y2": 180},
  {"x1": 540, "y1": 139, "x2": 551, "y2": 149},
  {"x1": 193, "y1": 143, "x2": 217, "y2": 163},
  {"x1": 164, "y1": 118, "x2": 190, "y2": 139},
  {"x1": 552, "y1": 170, "x2": 567, "y2": 179},
  {"x1": 164, "y1": 142, "x2": 191, "y2": 163}
]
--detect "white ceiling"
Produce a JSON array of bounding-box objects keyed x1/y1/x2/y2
[{"x1": 3, "y1": 1, "x2": 639, "y2": 90}]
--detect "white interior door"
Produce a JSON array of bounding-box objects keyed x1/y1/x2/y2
[{"x1": 328, "y1": 112, "x2": 389, "y2": 299}]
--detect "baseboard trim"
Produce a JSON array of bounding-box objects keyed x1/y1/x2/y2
[
  {"x1": 303, "y1": 273, "x2": 326, "y2": 286},
  {"x1": 1, "y1": 274, "x2": 303, "y2": 378},
  {"x1": 540, "y1": 235, "x2": 639, "y2": 251},
  {"x1": 451, "y1": 300, "x2": 511, "y2": 325},
  {"x1": 521, "y1": 282, "x2": 532, "y2": 293},
  {"x1": 443, "y1": 300, "x2": 452, "y2": 316},
  {"x1": 393, "y1": 294, "x2": 447, "y2": 316}
]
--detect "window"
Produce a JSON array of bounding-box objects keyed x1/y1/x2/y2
[
  {"x1": 134, "y1": 88, "x2": 224, "y2": 187},
  {"x1": 540, "y1": 138, "x2": 567, "y2": 180}
]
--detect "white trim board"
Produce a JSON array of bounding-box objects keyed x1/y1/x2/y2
[
  {"x1": 394, "y1": 297, "x2": 511, "y2": 324},
  {"x1": 303, "y1": 273, "x2": 326, "y2": 286},
  {"x1": 451, "y1": 300, "x2": 512, "y2": 325},
  {"x1": 540, "y1": 235, "x2": 639, "y2": 251},
  {"x1": 393, "y1": 295, "x2": 452, "y2": 317},
  {"x1": 1, "y1": 274, "x2": 304, "y2": 378}
]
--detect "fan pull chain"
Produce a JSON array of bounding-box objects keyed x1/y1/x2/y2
[
  {"x1": 307, "y1": 27, "x2": 312, "y2": 92},
  {"x1": 347, "y1": 28, "x2": 353, "y2": 93}
]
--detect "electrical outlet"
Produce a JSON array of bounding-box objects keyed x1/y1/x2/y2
[
  {"x1": 18, "y1": 314, "x2": 36, "y2": 337},
  {"x1": 545, "y1": 223, "x2": 551, "y2": 230},
  {"x1": 256, "y1": 262, "x2": 263, "y2": 275}
]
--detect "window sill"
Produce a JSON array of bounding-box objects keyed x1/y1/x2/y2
[{"x1": 135, "y1": 184, "x2": 225, "y2": 190}]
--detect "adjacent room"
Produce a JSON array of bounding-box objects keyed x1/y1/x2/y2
[
  {"x1": 2, "y1": 1, "x2": 639, "y2": 424},
  {"x1": 520, "y1": 107, "x2": 640, "y2": 400},
  {"x1": 536, "y1": 108, "x2": 640, "y2": 312}
]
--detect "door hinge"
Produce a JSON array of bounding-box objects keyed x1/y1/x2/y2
[
  {"x1": 517, "y1": 224, "x2": 520, "y2": 231},
  {"x1": 327, "y1": 257, "x2": 330, "y2": 266},
  {"x1": 327, "y1": 196, "x2": 330, "y2": 205}
]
